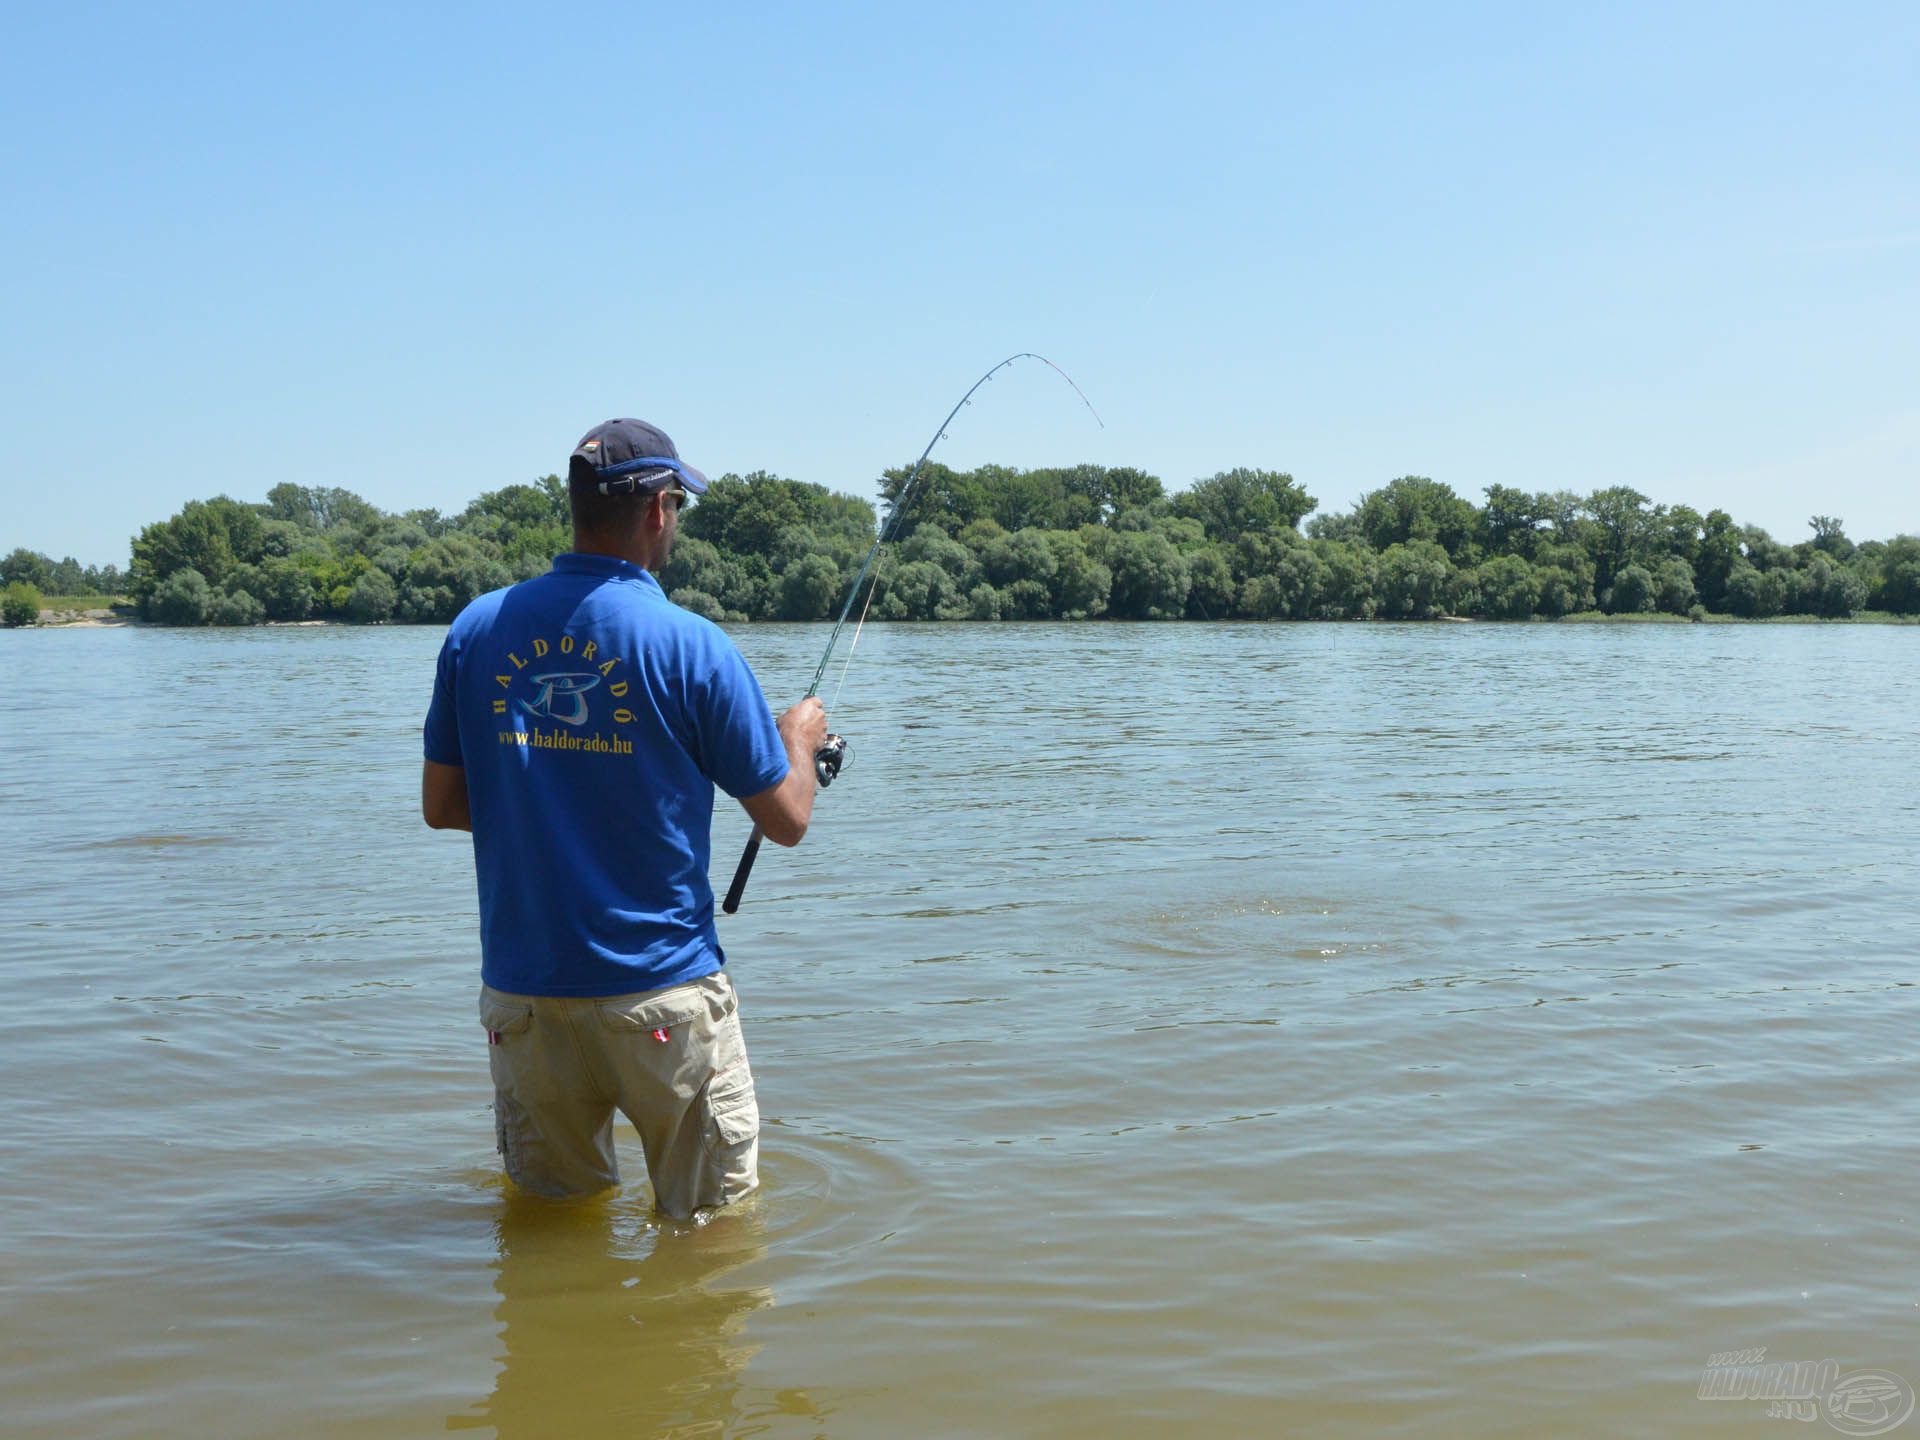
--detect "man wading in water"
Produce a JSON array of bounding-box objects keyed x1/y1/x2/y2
[{"x1": 421, "y1": 417, "x2": 826, "y2": 1216}]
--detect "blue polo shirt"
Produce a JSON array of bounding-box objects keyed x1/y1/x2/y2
[{"x1": 423, "y1": 553, "x2": 788, "y2": 996}]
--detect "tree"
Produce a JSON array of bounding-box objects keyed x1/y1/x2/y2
[
  {"x1": 1534, "y1": 542, "x2": 1596, "y2": 617},
  {"x1": 662, "y1": 537, "x2": 764, "y2": 620},
  {"x1": 1172, "y1": 469, "x2": 1316, "y2": 542},
  {"x1": 1793, "y1": 554, "x2": 1865, "y2": 618},
  {"x1": 1683, "y1": 510, "x2": 1737, "y2": 611},
  {"x1": 1305, "y1": 509, "x2": 1364, "y2": 544},
  {"x1": 1235, "y1": 531, "x2": 1325, "y2": 618},
  {"x1": 1106, "y1": 531, "x2": 1190, "y2": 619},
  {"x1": 981, "y1": 528, "x2": 1058, "y2": 591},
  {"x1": 966, "y1": 583, "x2": 1005, "y2": 619},
  {"x1": 208, "y1": 588, "x2": 266, "y2": 626},
  {"x1": 1872, "y1": 535, "x2": 1920, "y2": 613},
  {"x1": 877, "y1": 462, "x2": 1165, "y2": 535},
  {"x1": 1580, "y1": 486, "x2": 1659, "y2": 596},
  {"x1": 132, "y1": 506, "x2": 233, "y2": 599},
  {"x1": 1809, "y1": 515, "x2": 1853, "y2": 560},
  {"x1": 979, "y1": 528, "x2": 1063, "y2": 617},
  {"x1": 58, "y1": 446, "x2": 1920, "y2": 629},
  {"x1": 875, "y1": 461, "x2": 973, "y2": 535},
  {"x1": 399, "y1": 535, "x2": 510, "y2": 623},
  {"x1": 83, "y1": 562, "x2": 125, "y2": 595},
  {"x1": 671, "y1": 588, "x2": 727, "y2": 623},
  {"x1": 1656, "y1": 505, "x2": 1705, "y2": 567},
  {"x1": 957, "y1": 517, "x2": 1008, "y2": 553},
  {"x1": 1445, "y1": 563, "x2": 1482, "y2": 618},
  {"x1": 873, "y1": 559, "x2": 958, "y2": 620},
  {"x1": 2, "y1": 582, "x2": 41, "y2": 626},
  {"x1": 1724, "y1": 563, "x2": 1787, "y2": 618},
  {"x1": 47, "y1": 557, "x2": 85, "y2": 594},
  {"x1": 459, "y1": 481, "x2": 570, "y2": 572},
  {"x1": 1480, "y1": 486, "x2": 1579, "y2": 560},
  {"x1": 150, "y1": 568, "x2": 214, "y2": 625},
  {"x1": 1001, "y1": 578, "x2": 1052, "y2": 619},
  {"x1": 1741, "y1": 525, "x2": 1795, "y2": 574},
  {"x1": 1056, "y1": 463, "x2": 1163, "y2": 523},
  {"x1": 130, "y1": 495, "x2": 268, "y2": 608},
  {"x1": 691, "y1": 471, "x2": 874, "y2": 556},
  {"x1": 256, "y1": 556, "x2": 316, "y2": 620},
  {"x1": 778, "y1": 553, "x2": 840, "y2": 620},
  {"x1": 464, "y1": 480, "x2": 568, "y2": 534},
  {"x1": 1605, "y1": 563, "x2": 1656, "y2": 614},
  {"x1": 768, "y1": 523, "x2": 827, "y2": 574},
  {"x1": 1480, "y1": 486, "x2": 1547, "y2": 559},
  {"x1": 1652, "y1": 557, "x2": 1696, "y2": 615},
  {"x1": 1184, "y1": 545, "x2": 1236, "y2": 619},
  {"x1": 1355, "y1": 477, "x2": 1479, "y2": 562},
  {"x1": 899, "y1": 522, "x2": 980, "y2": 588},
  {"x1": 344, "y1": 568, "x2": 398, "y2": 623},
  {"x1": 1474, "y1": 554, "x2": 1540, "y2": 619},
  {"x1": 263, "y1": 483, "x2": 379, "y2": 533},
  {"x1": 1098, "y1": 466, "x2": 1166, "y2": 518},
  {"x1": 1046, "y1": 533, "x2": 1110, "y2": 618},
  {"x1": 1, "y1": 548, "x2": 53, "y2": 589},
  {"x1": 1376, "y1": 540, "x2": 1452, "y2": 619},
  {"x1": 983, "y1": 468, "x2": 1072, "y2": 532},
  {"x1": 1238, "y1": 573, "x2": 1292, "y2": 619},
  {"x1": 1313, "y1": 541, "x2": 1377, "y2": 619}
]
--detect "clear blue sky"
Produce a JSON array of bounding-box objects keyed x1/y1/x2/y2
[{"x1": 4, "y1": 2, "x2": 1915, "y2": 566}]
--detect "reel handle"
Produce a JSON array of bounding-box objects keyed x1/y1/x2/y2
[
  {"x1": 721, "y1": 826, "x2": 764, "y2": 915},
  {"x1": 722, "y1": 734, "x2": 848, "y2": 915}
]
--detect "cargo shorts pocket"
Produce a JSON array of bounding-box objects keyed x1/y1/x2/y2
[
  {"x1": 476, "y1": 993, "x2": 535, "y2": 1175},
  {"x1": 701, "y1": 1062, "x2": 760, "y2": 1201},
  {"x1": 479, "y1": 994, "x2": 533, "y2": 1044},
  {"x1": 594, "y1": 988, "x2": 714, "y2": 1038}
]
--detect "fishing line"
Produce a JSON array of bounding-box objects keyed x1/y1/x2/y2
[{"x1": 721, "y1": 351, "x2": 1102, "y2": 914}]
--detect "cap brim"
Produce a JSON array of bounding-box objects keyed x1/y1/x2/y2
[{"x1": 587, "y1": 455, "x2": 711, "y2": 496}]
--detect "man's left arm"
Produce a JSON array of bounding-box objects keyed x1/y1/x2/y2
[
  {"x1": 422, "y1": 625, "x2": 469, "y2": 830},
  {"x1": 422, "y1": 760, "x2": 471, "y2": 831}
]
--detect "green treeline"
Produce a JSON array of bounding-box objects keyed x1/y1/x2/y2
[{"x1": 5, "y1": 466, "x2": 1918, "y2": 628}]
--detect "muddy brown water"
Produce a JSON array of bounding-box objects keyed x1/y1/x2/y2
[{"x1": 2, "y1": 621, "x2": 1915, "y2": 1438}]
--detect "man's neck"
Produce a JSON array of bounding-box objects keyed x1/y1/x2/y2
[{"x1": 571, "y1": 530, "x2": 660, "y2": 572}]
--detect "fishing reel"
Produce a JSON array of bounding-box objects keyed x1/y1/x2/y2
[{"x1": 814, "y1": 733, "x2": 850, "y2": 788}]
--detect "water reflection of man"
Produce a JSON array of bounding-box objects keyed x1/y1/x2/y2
[
  {"x1": 448, "y1": 1194, "x2": 773, "y2": 1439},
  {"x1": 421, "y1": 417, "x2": 827, "y2": 1215}
]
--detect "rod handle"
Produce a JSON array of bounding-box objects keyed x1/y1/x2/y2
[{"x1": 722, "y1": 825, "x2": 765, "y2": 914}]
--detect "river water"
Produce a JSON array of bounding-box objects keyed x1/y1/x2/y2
[{"x1": 1, "y1": 621, "x2": 1915, "y2": 1438}]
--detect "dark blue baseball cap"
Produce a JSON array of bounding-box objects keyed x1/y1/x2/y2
[{"x1": 569, "y1": 418, "x2": 711, "y2": 496}]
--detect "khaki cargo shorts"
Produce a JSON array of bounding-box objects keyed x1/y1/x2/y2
[{"x1": 477, "y1": 970, "x2": 759, "y2": 1218}]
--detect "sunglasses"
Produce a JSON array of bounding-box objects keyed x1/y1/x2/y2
[{"x1": 594, "y1": 456, "x2": 705, "y2": 497}]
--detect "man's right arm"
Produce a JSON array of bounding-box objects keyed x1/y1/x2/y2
[
  {"x1": 739, "y1": 697, "x2": 827, "y2": 847},
  {"x1": 421, "y1": 760, "x2": 472, "y2": 831}
]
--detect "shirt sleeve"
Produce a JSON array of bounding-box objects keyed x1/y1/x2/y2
[
  {"x1": 693, "y1": 637, "x2": 790, "y2": 799},
  {"x1": 423, "y1": 629, "x2": 464, "y2": 766}
]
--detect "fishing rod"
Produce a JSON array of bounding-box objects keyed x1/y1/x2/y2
[{"x1": 721, "y1": 351, "x2": 1102, "y2": 914}]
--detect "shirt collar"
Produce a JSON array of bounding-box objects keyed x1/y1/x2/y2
[{"x1": 552, "y1": 552, "x2": 662, "y2": 590}]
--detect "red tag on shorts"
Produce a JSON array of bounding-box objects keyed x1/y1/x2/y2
[{"x1": 652, "y1": 1027, "x2": 670, "y2": 1043}]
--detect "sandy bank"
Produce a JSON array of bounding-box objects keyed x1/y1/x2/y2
[{"x1": 38, "y1": 608, "x2": 136, "y2": 628}]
